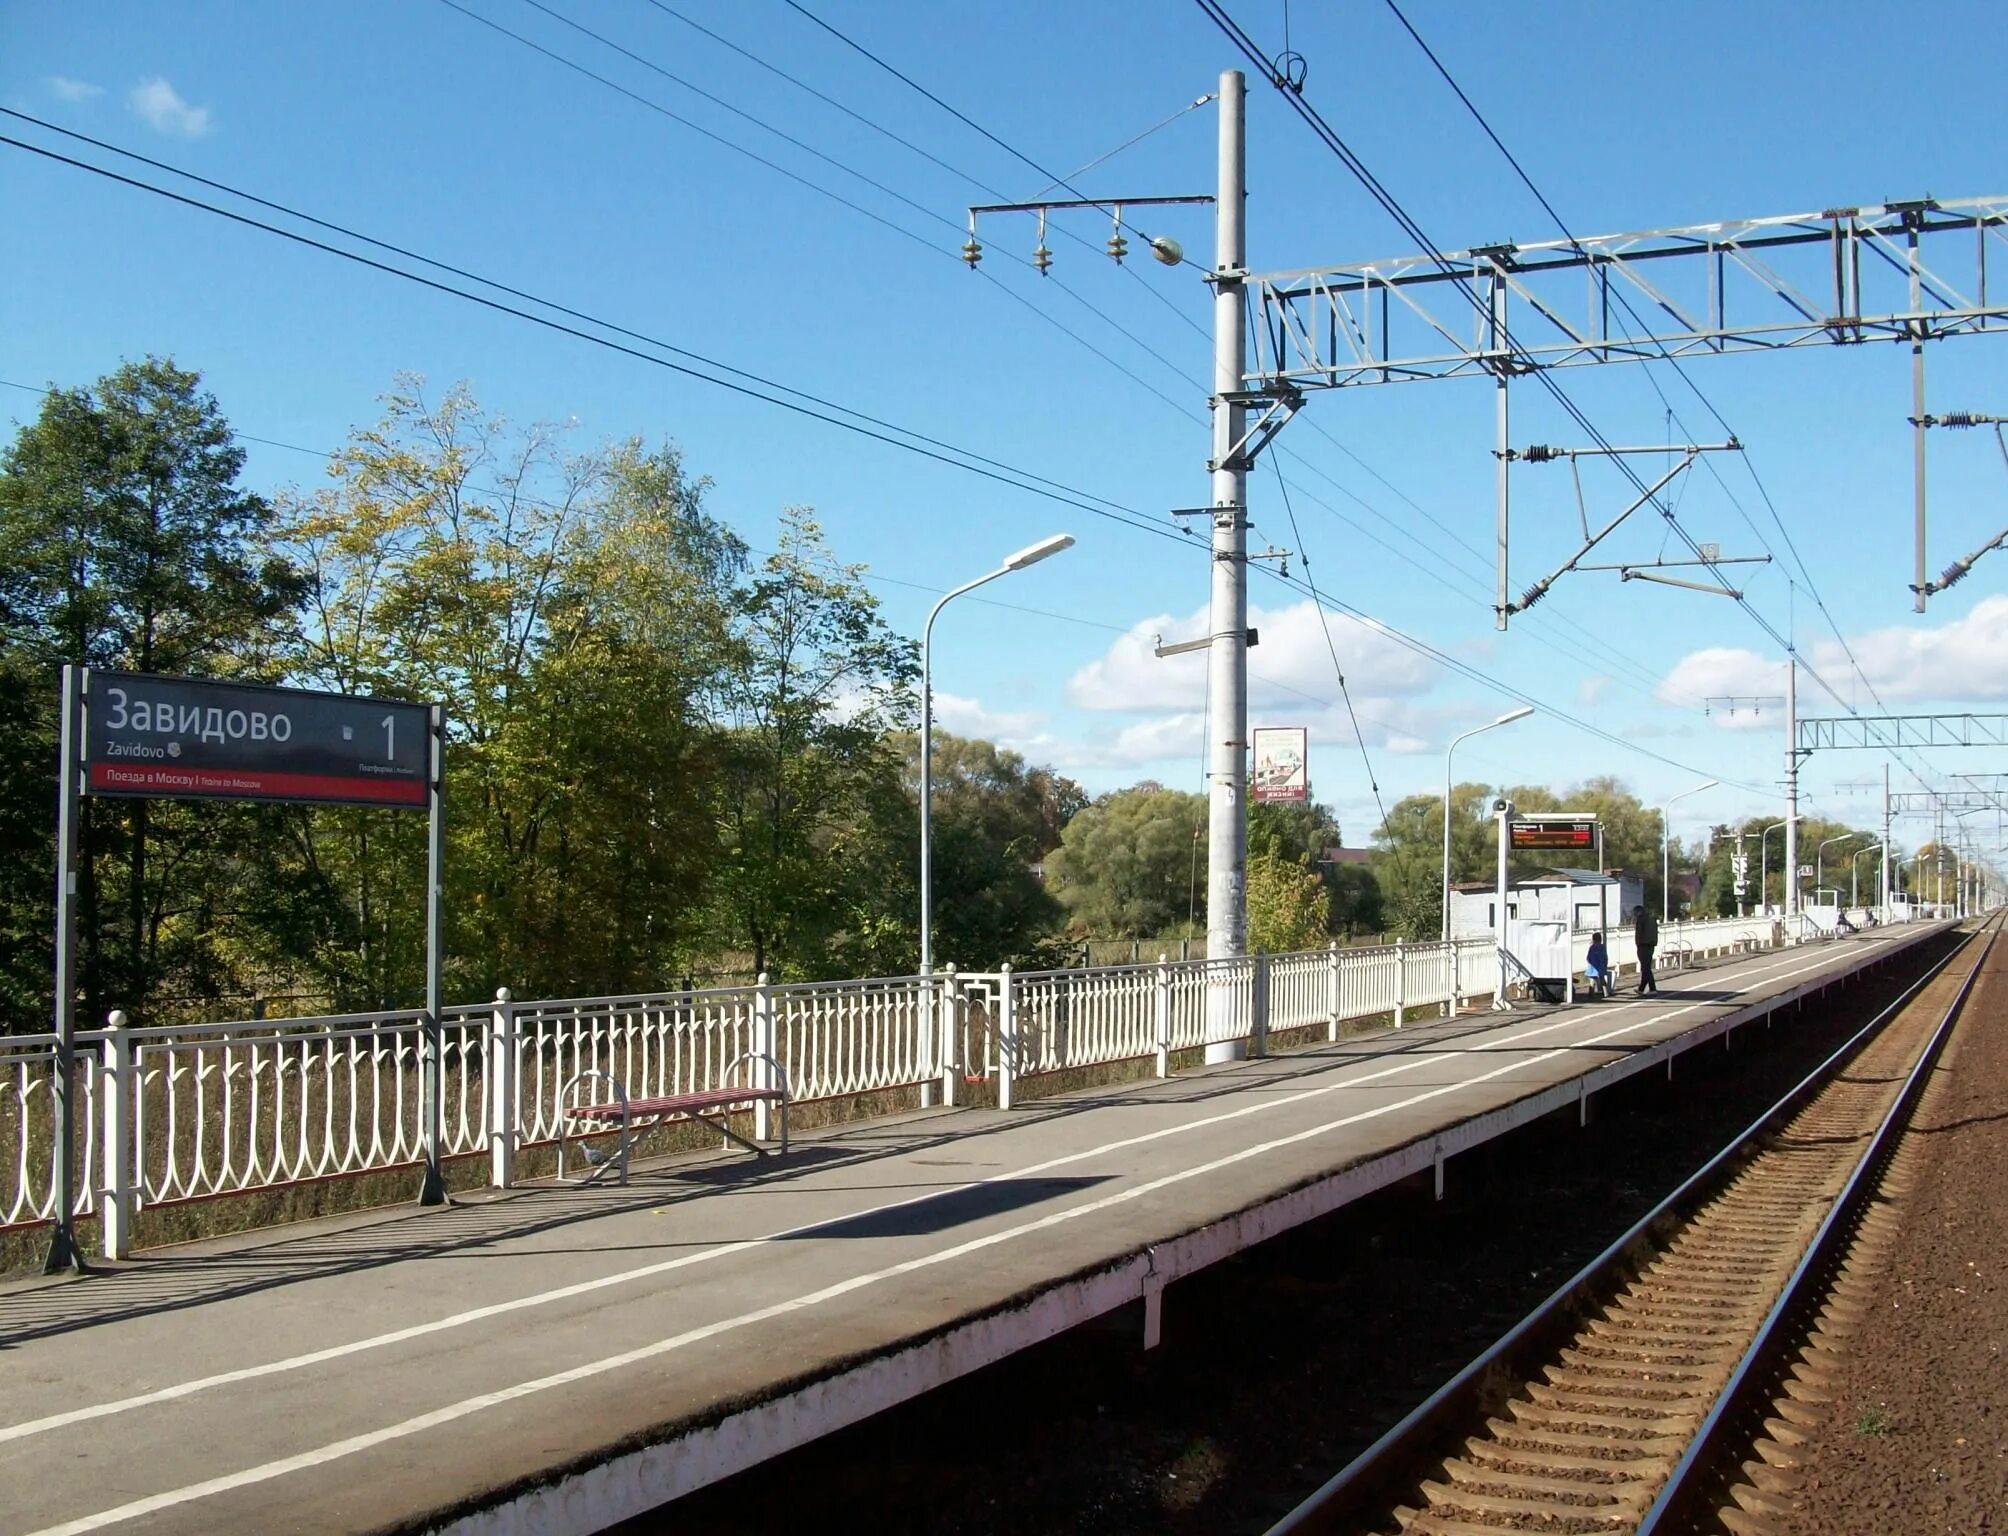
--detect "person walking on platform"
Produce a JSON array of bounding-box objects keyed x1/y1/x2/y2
[{"x1": 1633, "y1": 904, "x2": 1659, "y2": 995}]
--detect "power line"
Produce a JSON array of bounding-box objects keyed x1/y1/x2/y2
[
  {"x1": 1266, "y1": 458, "x2": 1391, "y2": 839},
  {"x1": 683, "y1": 0, "x2": 1683, "y2": 709},
  {"x1": 0, "y1": 120, "x2": 1190, "y2": 550},
  {"x1": 778, "y1": 0, "x2": 1194, "y2": 262},
  {"x1": 0, "y1": 120, "x2": 1812, "y2": 806},
  {"x1": 1194, "y1": 2, "x2": 1876, "y2": 721},
  {"x1": 1369, "y1": 0, "x2": 1958, "y2": 804},
  {"x1": 0, "y1": 374, "x2": 1144, "y2": 644}
]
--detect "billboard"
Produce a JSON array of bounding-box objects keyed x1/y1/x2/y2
[
  {"x1": 84, "y1": 671, "x2": 431, "y2": 808},
  {"x1": 1251, "y1": 727, "x2": 1308, "y2": 803},
  {"x1": 1508, "y1": 818, "x2": 1597, "y2": 852}
]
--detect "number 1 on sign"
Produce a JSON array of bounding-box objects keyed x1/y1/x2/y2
[{"x1": 381, "y1": 715, "x2": 395, "y2": 761}]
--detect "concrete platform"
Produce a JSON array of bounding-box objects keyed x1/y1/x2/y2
[{"x1": 0, "y1": 924, "x2": 1944, "y2": 1536}]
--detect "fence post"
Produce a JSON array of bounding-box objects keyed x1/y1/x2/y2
[
  {"x1": 996, "y1": 965, "x2": 1015, "y2": 1110},
  {"x1": 100, "y1": 1010, "x2": 134, "y2": 1261},
  {"x1": 1326, "y1": 941, "x2": 1341, "y2": 1041},
  {"x1": 1155, "y1": 954, "x2": 1172, "y2": 1077},
  {"x1": 753, "y1": 974, "x2": 776, "y2": 1142},
  {"x1": 918, "y1": 968, "x2": 939, "y2": 1110},
  {"x1": 1393, "y1": 939, "x2": 1406, "y2": 1029},
  {"x1": 938, "y1": 966, "x2": 959, "y2": 1108},
  {"x1": 1252, "y1": 952, "x2": 1270, "y2": 1057},
  {"x1": 488, "y1": 988, "x2": 516, "y2": 1189}
]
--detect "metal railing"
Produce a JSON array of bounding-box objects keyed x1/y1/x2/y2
[{"x1": 3, "y1": 922, "x2": 1784, "y2": 1260}]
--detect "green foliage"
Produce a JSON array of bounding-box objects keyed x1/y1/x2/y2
[
  {"x1": 1046, "y1": 784, "x2": 1205, "y2": 939},
  {"x1": 898, "y1": 731, "x2": 1075, "y2": 971},
  {"x1": 1326, "y1": 862, "x2": 1385, "y2": 935},
  {"x1": 1247, "y1": 846, "x2": 1331, "y2": 953},
  {"x1": 1686, "y1": 813, "x2": 1879, "y2": 918},
  {"x1": 1370, "y1": 774, "x2": 1682, "y2": 937},
  {"x1": 0, "y1": 358, "x2": 301, "y2": 1025},
  {"x1": 704, "y1": 508, "x2": 918, "y2": 979}
]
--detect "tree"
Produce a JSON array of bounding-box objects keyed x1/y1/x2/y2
[
  {"x1": 895, "y1": 731, "x2": 1073, "y2": 970},
  {"x1": 0, "y1": 358, "x2": 300, "y2": 1026},
  {"x1": 706, "y1": 509, "x2": 918, "y2": 979},
  {"x1": 1044, "y1": 785, "x2": 1206, "y2": 938},
  {"x1": 1326, "y1": 863, "x2": 1385, "y2": 935},
  {"x1": 1246, "y1": 846, "x2": 1331, "y2": 953},
  {"x1": 273, "y1": 384, "x2": 747, "y2": 1002}
]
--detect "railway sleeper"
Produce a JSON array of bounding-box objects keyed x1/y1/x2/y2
[
  {"x1": 1727, "y1": 1480, "x2": 1798, "y2": 1519},
  {"x1": 1417, "y1": 1479, "x2": 1638, "y2": 1522},
  {"x1": 1482, "y1": 1417, "x2": 1688, "y2": 1460},
  {"x1": 1459, "y1": 1438, "x2": 1662, "y2": 1479},
  {"x1": 1437, "y1": 1458, "x2": 1654, "y2": 1501},
  {"x1": 1561, "y1": 1341, "x2": 1742, "y2": 1369},
  {"x1": 1506, "y1": 1398, "x2": 1700, "y2": 1437},
  {"x1": 1541, "y1": 1363, "x2": 1724, "y2": 1395},
  {"x1": 1740, "y1": 1456, "x2": 1802, "y2": 1497}
]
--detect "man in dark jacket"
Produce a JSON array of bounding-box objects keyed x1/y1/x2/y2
[{"x1": 1633, "y1": 904, "x2": 1659, "y2": 995}]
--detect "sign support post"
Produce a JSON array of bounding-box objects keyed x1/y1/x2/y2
[
  {"x1": 419, "y1": 704, "x2": 447, "y2": 1205},
  {"x1": 44, "y1": 665, "x2": 85, "y2": 1275},
  {"x1": 48, "y1": 668, "x2": 442, "y2": 1266}
]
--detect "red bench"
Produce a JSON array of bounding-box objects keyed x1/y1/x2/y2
[{"x1": 558, "y1": 1055, "x2": 789, "y2": 1186}]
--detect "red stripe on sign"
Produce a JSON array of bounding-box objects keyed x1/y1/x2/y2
[{"x1": 87, "y1": 763, "x2": 427, "y2": 806}]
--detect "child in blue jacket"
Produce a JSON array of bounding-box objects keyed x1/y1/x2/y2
[{"x1": 1585, "y1": 932, "x2": 1614, "y2": 997}]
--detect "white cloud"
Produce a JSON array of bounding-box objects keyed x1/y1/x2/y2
[
  {"x1": 1576, "y1": 674, "x2": 1610, "y2": 707},
  {"x1": 128, "y1": 77, "x2": 211, "y2": 137},
  {"x1": 48, "y1": 76, "x2": 103, "y2": 102},
  {"x1": 1656, "y1": 646, "x2": 1780, "y2": 722},
  {"x1": 1067, "y1": 598, "x2": 1436, "y2": 713},
  {"x1": 1832, "y1": 594, "x2": 2008, "y2": 700},
  {"x1": 1660, "y1": 595, "x2": 2008, "y2": 725},
  {"x1": 929, "y1": 690, "x2": 1044, "y2": 743}
]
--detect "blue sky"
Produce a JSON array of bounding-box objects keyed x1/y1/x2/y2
[{"x1": 4, "y1": 0, "x2": 2005, "y2": 863}]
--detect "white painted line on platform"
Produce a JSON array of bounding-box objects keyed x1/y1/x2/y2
[
  {"x1": 20, "y1": 944, "x2": 1876, "y2": 1534},
  {"x1": 0, "y1": 941, "x2": 1862, "y2": 1455}
]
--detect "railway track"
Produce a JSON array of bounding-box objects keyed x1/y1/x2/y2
[{"x1": 1268, "y1": 918, "x2": 1999, "y2": 1536}]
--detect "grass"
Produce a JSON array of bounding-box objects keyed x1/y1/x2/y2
[{"x1": 1854, "y1": 1405, "x2": 1891, "y2": 1437}]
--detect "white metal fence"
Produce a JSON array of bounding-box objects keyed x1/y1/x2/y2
[{"x1": 7, "y1": 920, "x2": 1798, "y2": 1259}]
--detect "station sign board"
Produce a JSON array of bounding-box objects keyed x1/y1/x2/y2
[
  {"x1": 1251, "y1": 727, "x2": 1309, "y2": 803},
  {"x1": 1508, "y1": 818, "x2": 1597, "y2": 852},
  {"x1": 84, "y1": 671, "x2": 431, "y2": 808}
]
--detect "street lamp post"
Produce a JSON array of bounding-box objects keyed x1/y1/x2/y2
[
  {"x1": 919, "y1": 535, "x2": 1073, "y2": 977},
  {"x1": 1850, "y1": 844, "x2": 1883, "y2": 910},
  {"x1": 1440, "y1": 707, "x2": 1535, "y2": 941},
  {"x1": 1814, "y1": 833, "x2": 1858, "y2": 907},
  {"x1": 1759, "y1": 818, "x2": 1796, "y2": 917},
  {"x1": 1661, "y1": 779, "x2": 1720, "y2": 922}
]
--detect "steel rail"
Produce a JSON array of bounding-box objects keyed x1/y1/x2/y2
[
  {"x1": 1635, "y1": 912, "x2": 2001, "y2": 1532},
  {"x1": 1263, "y1": 922, "x2": 1989, "y2": 1536}
]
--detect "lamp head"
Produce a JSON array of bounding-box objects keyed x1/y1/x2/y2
[
  {"x1": 1493, "y1": 706, "x2": 1535, "y2": 726},
  {"x1": 1003, "y1": 533, "x2": 1075, "y2": 570}
]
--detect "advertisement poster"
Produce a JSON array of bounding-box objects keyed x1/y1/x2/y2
[{"x1": 1251, "y1": 727, "x2": 1309, "y2": 803}]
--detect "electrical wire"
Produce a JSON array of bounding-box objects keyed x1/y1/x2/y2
[
  {"x1": 1267, "y1": 457, "x2": 1393, "y2": 841},
  {"x1": 1194, "y1": 2, "x2": 1899, "y2": 744},
  {"x1": 1372, "y1": 0, "x2": 1959, "y2": 804},
  {"x1": 0, "y1": 122, "x2": 1188, "y2": 549},
  {"x1": 779, "y1": 0, "x2": 1204, "y2": 266},
  {"x1": 651, "y1": 0, "x2": 1678, "y2": 711},
  {"x1": 0, "y1": 100, "x2": 1868, "y2": 811}
]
